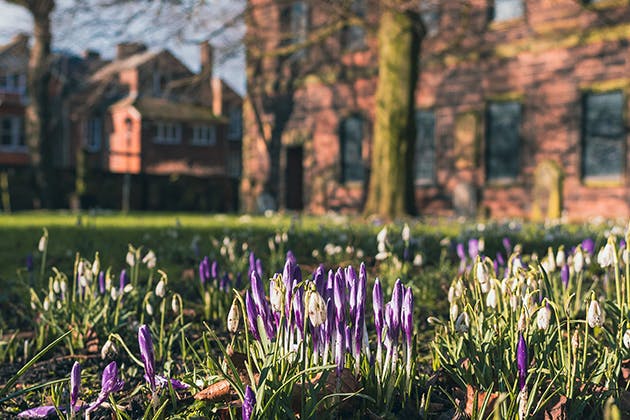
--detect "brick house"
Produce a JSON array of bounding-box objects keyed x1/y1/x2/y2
[
  {"x1": 0, "y1": 33, "x2": 29, "y2": 167},
  {"x1": 0, "y1": 35, "x2": 242, "y2": 210},
  {"x1": 243, "y1": 0, "x2": 630, "y2": 220},
  {"x1": 70, "y1": 42, "x2": 243, "y2": 210}
]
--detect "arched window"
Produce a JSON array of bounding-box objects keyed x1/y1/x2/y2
[{"x1": 340, "y1": 115, "x2": 365, "y2": 183}]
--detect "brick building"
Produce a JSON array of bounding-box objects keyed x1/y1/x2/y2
[
  {"x1": 0, "y1": 36, "x2": 242, "y2": 211},
  {"x1": 243, "y1": 0, "x2": 630, "y2": 220}
]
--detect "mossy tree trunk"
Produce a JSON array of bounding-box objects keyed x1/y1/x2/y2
[{"x1": 364, "y1": 6, "x2": 422, "y2": 219}]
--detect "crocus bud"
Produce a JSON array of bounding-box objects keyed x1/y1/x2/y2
[
  {"x1": 307, "y1": 290, "x2": 327, "y2": 327},
  {"x1": 126, "y1": 250, "x2": 135, "y2": 267},
  {"x1": 582, "y1": 238, "x2": 595, "y2": 255},
  {"x1": 242, "y1": 385, "x2": 256, "y2": 420},
  {"x1": 269, "y1": 276, "x2": 284, "y2": 313},
  {"x1": 455, "y1": 312, "x2": 469, "y2": 333},
  {"x1": 502, "y1": 237, "x2": 512, "y2": 255},
  {"x1": 373, "y1": 279, "x2": 383, "y2": 341},
  {"x1": 101, "y1": 339, "x2": 116, "y2": 360},
  {"x1": 587, "y1": 299, "x2": 604, "y2": 328},
  {"x1": 402, "y1": 224, "x2": 410, "y2": 242},
  {"x1": 87, "y1": 361, "x2": 125, "y2": 414},
  {"x1": 211, "y1": 260, "x2": 219, "y2": 279},
  {"x1": 573, "y1": 247, "x2": 584, "y2": 273},
  {"x1": 624, "y1": 330, "x2": 630, "y2": 349},
  {"x1": 391, "y1": 279, "x2": 404, "y2": 335},
  {"x1": 119, "y1": 269, "x2": 128, "y2": 291},
  {"x1": 146, "y1": 302, "x2": 154, "y2": 315},
  {"x1": 38, "y1": 232, "x2": 47, "y2": 252},
  {"x1": 138, "y1": 324, "x2": 156, "y2": 392},
  {"x1": 560, "y1": 264, "x2": 569, "y2": 288},
  {"x1": 486, "y1": 288, "x2": 497, "y2": 309},
  {"x1": 98, "y1": 271, "x2": 105, "y2": 294},
  {"x1": 70, "y1": 361, "x2": 81, "y2": 408},
  {"x1": 517, "y1": 333, "x2": 528, "y2": 391},
  {"x1": 536, "y1": 304, "x2": 551, "y2": 330},
  {"x1": 227, "y1": 300, "x2": 240, "y2": 333},
  {"x1": 333, "y1": 269, "x2": 345, "y2": 323},
  {"x1": 401, "y1": 286, "x2": 414, "y2": 346},
  {"x1": 155, "y1": 279, "x2": 166, "y2": 298},
  {"x1": 142, "y1": 250, "x2": 157, "y2": 269},
  {"x1": 556, "y1": 246, "x2": 566, "y2": 267},
  {"x1": 245, "y1": 291, "x2": 260, "y2": 340},
  {"x1": 597, "y1": 238, "x2": 616, "y2": 268}
]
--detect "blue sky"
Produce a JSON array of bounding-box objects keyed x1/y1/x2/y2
[{"x1": 0, "y1": 0, "x2": 246, "y2": 95}]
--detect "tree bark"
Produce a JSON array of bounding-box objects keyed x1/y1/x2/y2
[
  {"x1": 22, "y1": 0, "x2": 55, "y2": 208},
  {"x1": 364, "y1": 6, "x2": 422, "y2": 220}
]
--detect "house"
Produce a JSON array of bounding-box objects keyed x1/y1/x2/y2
[
  {"x1": 243, "y1": 0, "x2": 630, "y2": 220},
  {"x1": 69, "y1": 41, "x2": 243, "y2": 210},
  {"x1": 0, "y1": 34, "x2": 243, "y2": 211},
  {"x1": 0, "y1": 33, "x2": 29, "y2": 167}
]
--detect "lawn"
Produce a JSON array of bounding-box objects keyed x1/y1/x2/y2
[{"x1": 0, "y1": 211, "x2": 625, "y2": 418}]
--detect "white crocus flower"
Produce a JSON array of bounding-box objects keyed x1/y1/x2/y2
[
  {"x1": 155, "y1": 279, "x2": 166, "y2": 298},
  {"x1": 546, "y1": 247, "x2": 556, "y2": 272},
  {"x1": 536, "y1": 305, "x2": 551, "y2": 330},
  {"x1": 556, "y1": 247, "x2": 566, "y2": 267},
  {"x1": 269, "y1": 277, "x2": 284, "y2": 313},
  {"x1": 38, "y1": 233, "x2": 47, "y2": 252},
  {"x1": 476, "y1": 261, "x2": 490, "y2": 293},
  {"x1": 597, "y1": 239, "x2": 616, "y2": 268},
  {"x1": 123, "y1": 284, "x2": 133, "y2": 294},
  {"x1": 517, "y1": 310, "x2": 528, "y2": 332},
  {"x1": 101, "y1": 339, "x2": 116, "y2": 360},
  {"x1": 146, "y1": 302, "x2": 154, "y2": 316},
  {"x1": 126, "y1": 250, "x2": 135, "y2": 267},
  {"x1": 110, "y1": 287, "x2": 118, "y2": 300},
  {"x1": 573, "y1": 248, "x2": 584, "y2": 273},
  {"x1": 624, "y1": 330, "x2": 630, "y2": 349},
  {"x1": 53, "y1": 279, "x2": 60, "y2": 294},
  {"x1": 307, "y1": 291, "x2": 327, "y2": 327},
  {"x1": 401, "y1": 224, "x2": 410, "y2": 242},
  {"x1": 587, "y1": 299, "x2": 604, "y2": 328},
  {"x1": 486, "y1": 288, "x2": 497, "y2": 309},
  {"x1": 142, "y1": 250, "x2": 157, "y2": 269},
  {"x1": 227, "y1": 301, "x2": 240, "y2": 333},
  {"x1": 450, "y1": 303, "x2": 459, "y2": 321},
  {"x1": 377, "y1": 227, "x2": 388, "y2": 244}
]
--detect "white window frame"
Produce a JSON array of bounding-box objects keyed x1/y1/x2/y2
[
  {"x1": 0, "y1": 73, "x2": 26, "y2": 94},
  {"x1": 191, "y1": 125, "x2": 217, "y2": 146},
  {"x1": 0, "y1": 116, "x2": 26, "y2": 151},
  {"x1": 154, "y1": 122, "x2": 182, "y2": 144}
]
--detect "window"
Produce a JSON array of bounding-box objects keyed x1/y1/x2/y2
[
  {"x1": 0, "y1": 73, "x2": 26, "y2": 94},
  {"x1": 486, "y1": 101, "x2": 521, "y2": 180},
  {"x1": 415, "y1": 110, "x2": 436, "y2": 184},
  {"x1": 192, "y1": 125, "x2": 217, "y2": 146},
  {"x1": 492, "y1": 0, "x2": 524, "y2": 22},
  {"x1": 582, "y1": 91, "x2": 625, "y2": 179},
  {"x1": 154, "y1": 122, "x2": 182, "y2": 144},
  {"x1": 341, "y1": 0, "x2": 366, "y2": 51},
  {"x1": 228, "y1": 108, "x2": 242, "y2": 140},
  {"x1": 420, "y1": 1, "x2": 440, "y2": 37},
  {"x1": 84, "y1": 117, "x2": 102, "y2": 152},
  {"x1": 0, "y1": 116, "x2": 25, "y2": 150},
  {"x1": 340, "y1": 115, "x2": 364, "y2": 183},
  {"x1": 228, "y1": 151, "x2": 241, "y2": 178},
  {"x1": 290, "y1": 2, "x2": 308, "y2": 45}
]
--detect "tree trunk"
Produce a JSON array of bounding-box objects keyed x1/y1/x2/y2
[
  {"x1": 24, "y1": 0, "x2": 55, "y2": 208},
  {"x1": 364, "y1": 7, "x2": 421, "y2": 220}
]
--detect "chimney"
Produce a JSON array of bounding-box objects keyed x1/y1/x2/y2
[
  {"x1": 200, "y1": 41, "x2": 213, "y2": 75},
  {"x1": 82, "y1": 49, "x2": 101, "y2": 61},
  {"x1": 116, "y1": 42, "x2": 147, "y2": 60}
]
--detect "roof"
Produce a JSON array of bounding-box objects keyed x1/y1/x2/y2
[
  {"x1": 89, "y1": 50, "x2": 158, "y2": 82},
  {"x1": 110, "y1": 96, "x2": 227, "y2": 123}
]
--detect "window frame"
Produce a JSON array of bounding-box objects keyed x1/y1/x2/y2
[
  {"x1": 485, "y1": 100, "x2": 522, "y2": 182},
  {"x1": 84, "y1": 117, "x2": 103, "y2": 152},
  {"x1": 580, "y1": 89, "x2": 626, "y2": 183},
  {"x1": 414, "y1": 109, "x2": 436, "y2": 186},
  {"x1": 490, "y1": 0, "x2": 525, "y2": 22},
  {"x1": 0, "y1": 116, "x2": 26, "y2": 151},
  {"x1": 339, "y1": 114, "x2": 365, "y2": 184},
  {"x1": 191, "y1": 124, "x2": 217, "y2": 146},
  {"x1": 227, "y1": 108, "x2": 242, "y2": 141},
  {"x1": 154, "y1": 121, "x2": 182, "y2": 145}
]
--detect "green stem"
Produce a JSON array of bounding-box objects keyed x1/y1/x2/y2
[{"x1": 582, "y1": 323, "x2": 588, "y2": 382}]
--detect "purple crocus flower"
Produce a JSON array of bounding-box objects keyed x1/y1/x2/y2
[
  {"x1": 496, "y1": 252, "x2": 505, "y2": 267},
  {"x1": 119, "y1": 269, "x2": 128, "y2": 291},
  {"x1": 211, "y1": 260, "x2": 219, "y2": 280},
  {"x1": 292, "y1": 279, "x2": 304, "y2": 338},
  {"x1": 401, "y1": 287, "x2": 414, "y2": 346},
  {"x1": 86, "y1": 361, "x2": 125, "y2": 414},
  {"x1": 248, "y1": 251, "x2": 256, "y2": 277},
  {"x1": 333, "y1": 269, "x2": 346, "y2": 323},
  {"x1": 154, "y1": 375, "x2": 190, "y2": 390},
  {"x1": 245, "y1": 290, "x2": 260, "y2": 340},
  {"x1": 199, "y1": 259, "x2": 208, "y2": 286},
  {"x1": 98, "y1": 271, "x2": 105, "y2": 294},
  {"x1": 138, "y1": 324, "x2": 156, "y2": 392},
  {"x1": 313, "y1": 264, "x2": 325, "y2": 297},
  {"x1": 335, "y1": 320, "x2": 345, "y2": 376},
  {"x1": 17, "y1": 406, "x2": 58, "y2": 418},
  {"x1": 255, "y1": 259, "x2": 264, "y2": 279},
  {"x1": 456, "y1": 243, "x2": 466, "y2": 261},
  {"x1": 390, "y1": 279, "x2": 404, "y2": 336},
  {"x1": 242, "y1": 385, "x2": 256, "y2": 420},
  {"x1": 502, "y1": 237, "x2": 512, "y2": 255},
  {"x1": 250, "y1": 271, "x2": 267, "y2": 315},
  {"x1": 70, "y1": 361, "x2": 81, "y2": 409},
  {"x1": 373, "y1": 279, "x2": 384, "y2": 344},
  {"x1": 26, "y1": 254, "x2": 34, "y2": 273},
  {"x1": 286, "y1": 250, "x2": 297, "y2": 265},
  {"x1": 346, "y1": 266, "x2": 358, "y2": 321},
  {"x1": 561, "y1": 264, "x2": 570, "y2": 288},
  {"x1": 582, "y1": 238, "x2": 595, "y2": 255},
  {"x1": 220, "y1": 273, "x2": 230, "y2": 292},
  {"x1": 468, "y1": 238, "x2": 479, "y2": 260},
  {"x1": 517, "y1": 333, "x2": 528, "y2": 391}
]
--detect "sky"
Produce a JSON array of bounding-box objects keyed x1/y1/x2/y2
[{"x1": 0, "y1": 0, "x2": 246, "y2": 95}]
